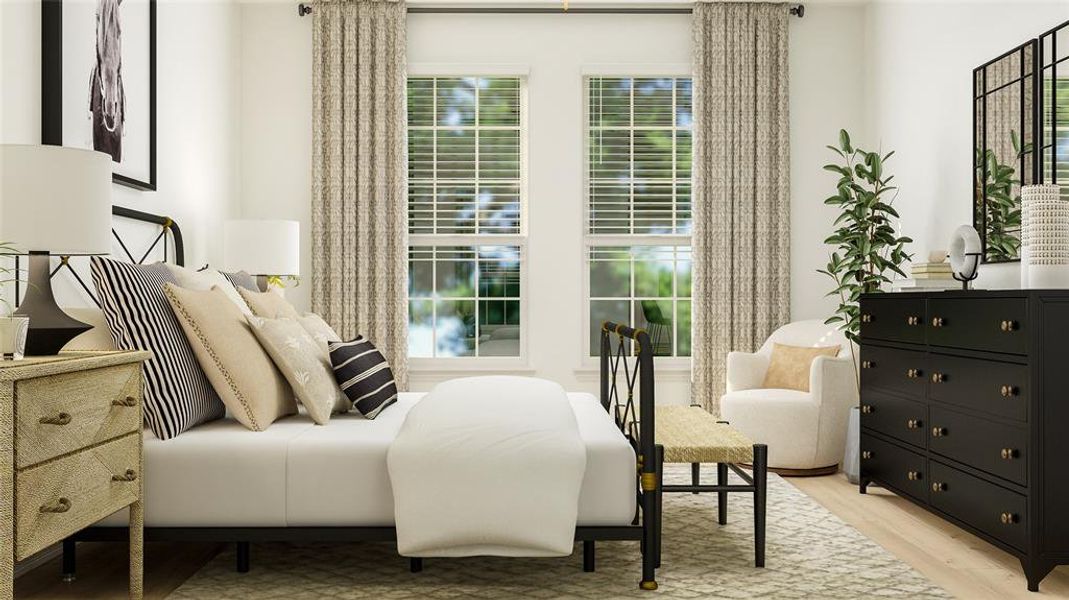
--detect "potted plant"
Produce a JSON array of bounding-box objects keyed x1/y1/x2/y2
[{"x1": 0, "y1": 243, "x2": 29, "y2": 359}]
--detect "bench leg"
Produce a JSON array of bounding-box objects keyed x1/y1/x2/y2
[
  {"x1": 717, "y1": 462, "x2": 728, "y2": 525},
  {"x1": 583, "y1": 541, "x2": 595, "y2": 572},
  {"x1": 691, "y1": 462, "x2": 700, "y2": 494},
  {"x1": 236, "y1": 542, "x2": 250, "y2": 573},
  {"x1": 61, "y1": 537, "x2": 76, "y2": 582},
  {"x1": 753, "y1": 444, "x2": 768, "y2": 568},
  {"x1": 410, "y1": 557, "x2": 423, "y2": 573}
]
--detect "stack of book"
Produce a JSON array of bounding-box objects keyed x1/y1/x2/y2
[
  {"x1": 911, "y1": 262, "x2": 954, "y2": 280},
  {"x1": 892, "y1": 261, "x2": 959, "y2": 291}
]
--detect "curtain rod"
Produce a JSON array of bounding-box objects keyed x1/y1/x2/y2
[{"x1": 297, "y1": 3, "x2": 805, "y2": 18}]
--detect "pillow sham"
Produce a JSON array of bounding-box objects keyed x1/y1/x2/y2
[
  {"x1": 761, "y1": 343, "x2": 841, "y2": 393},
  {"x1": 238, "y1": 287, "x2": 300, "y2": 319},
  {"x1": 166, "y1": 264, "x2": 252, "y2": 316},
  {"x1": 90, "y1": 257, "x2": 224, "y2": 440},
  {"x1": 220, "y1": 270, "x2": 259, "y2": 292},
  {"x1": 164, "y1": 284, "x2": 297, "y2": 431},
  {"x1": 247, "y1": 315, "x2": 349, "y2": 424},
  {"x1": 298, "y1": 313, "x2": 341, "y2": 349},
  {"x1": 329, "y1": 336, "x2": 398, "y2": 419}
]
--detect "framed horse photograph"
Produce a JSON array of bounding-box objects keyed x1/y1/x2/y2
[{"x1": 42, "y1": 0, "x2": 157, "y2": 191}]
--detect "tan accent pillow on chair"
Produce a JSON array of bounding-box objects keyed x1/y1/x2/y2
[
  {"x1": 164, "y1": 284, "x2": 297, "y2": 431},
  {"x1": 761, "y1": 343, "x2": 841, "y2": 392},
  {"x1": 237, "y1": 287, "x2": 300, "y2": 319}
]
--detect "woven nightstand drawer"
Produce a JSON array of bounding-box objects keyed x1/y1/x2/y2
[
  {"x1": 15, "y1": 363, "x2": 141, "y2": 469},
  {"x1": 15, "y1": 432, "x2": 140, "y2": 560}
]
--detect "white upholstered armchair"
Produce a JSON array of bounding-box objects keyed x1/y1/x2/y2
[{"x1": 718, "y1": 320, "x2": 858, "y2": 474}]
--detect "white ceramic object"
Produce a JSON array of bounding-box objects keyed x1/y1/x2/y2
[
  {"x1": 0, "y1": 316, "x2": 29, "y2": 360},
  {"x1": 1022, "y1": 185, "x2": 1069, "y2": 289},
  {"x1": 948, "y1": 225, "x2": 982, "y2": 282}
]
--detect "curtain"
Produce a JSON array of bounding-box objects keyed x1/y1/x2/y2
[
  {"x1": 691, "y1": 1, "x2": 791, "y2": 414},
  {"x1": 311, "y1": 0, "x2": 408, "y2": 388}
]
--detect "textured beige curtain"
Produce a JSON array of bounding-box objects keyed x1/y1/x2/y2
[
  {"x1": 311, "y1": 0, "x2": 408, "y2": 387},
  {"x1": 691, "y1": 1, "x2": 791, "y2": 414}
]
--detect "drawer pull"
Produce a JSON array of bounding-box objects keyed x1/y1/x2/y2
[
  {"x1": 112, "y1": 395, "x2": 138, "y2": 407},
  {"x1": 931, "y1": 373, "x2": 946, "y2": 383},
  {"x1": 40, "y1": 497, "x2": 72, "y2": 514},
  {"x1": 112, "y1": 469, "x2": 138, "y2": 482},
  {"x1": 861, "y1": 360, "x2": 875, "y2": 369},
  {"x1": 39, "y1": 412, "x2": 72, "y2": 426},
  {"x1": 861, "y1": 405, "x2": 875, "y2": 414},
  {"x1": 931, "y1": 317, "x2": 946, "y2": 327},
  {"x1": 906, "y1": 368, "x2": 922, "y2": 379},
  {"x1": 1000, "y1": 448, "x2": 1019, "y2": 460},
  {"x1": 1000, "y1": 385, "x2": 1018, "y2": 398},
  {"x1": 999, "y1": 320, "x2": 1018, "y2": 332},
  {"x1": 907, "y1": 470, "x2": 922, "y2": 481},
  {"x1": 907, "y1": 419, "x2": 922, "y2": 429},
  {"x1": 861, "y1": 450, "x2": 874, "y2": 460},
  {"x1": 931, "y1": 482, "x2": 947, "y2": 492},
  {"x1": 906, "y1": 315, "x2": 921, "y2": 326},
  {"x1": 932, "y1": 426, "x2": 948, "y2": 437},
  {"x1": 861, "y1": 314, "x2": 873, "y2": 323},
  {"x1": 1000, "y1": 512, "x2": 1020, "y2": 525}
]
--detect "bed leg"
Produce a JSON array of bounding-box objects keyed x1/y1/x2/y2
[
  {"x1": 61, "y1": 537, "x2": 76, "y2": 582},
  {"x1": 691, "y1": 462, "x2": 700, "y2": 494},
  {"x1": 717, "y1": 462, "x2": 729, "y2": 525},
  {"x1": 583, "y1": 541, "x2": 595, "y2": 572},
  {"x1": 753, "y1": 444, "x2": 768, "y2": 568},
  {"x1": 639, "y1": 451, "x2": 659, "y2": 590},
  {"x1": 654, "y1": 445, "x2": 664, "y2": 569},
  {"x1": 409, "y1": 557, "x2": 423, "y2": 573},
  {"x1": 236, "y1": 542, "x2": 250, "y2": 573}
]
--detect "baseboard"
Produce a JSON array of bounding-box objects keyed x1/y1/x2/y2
[{"x1": 14, "y1": 542, "x2": 62, "y2": 579}]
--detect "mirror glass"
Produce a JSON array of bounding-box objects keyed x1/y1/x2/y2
[{"x1": 1040, "y1": 21, "x2": 1069, "y2": 201}]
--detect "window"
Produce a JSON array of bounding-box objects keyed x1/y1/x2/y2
[
  {"x1": 407, "y1": 76, "x2": 525, "y2": 358},
  {"x1": 585, "y1": 76, "x2": 692, "y2": 357}
]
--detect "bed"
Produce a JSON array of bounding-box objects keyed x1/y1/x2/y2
[{"x1": 45, "y1": 208, "x2": 663, "y2": 590}]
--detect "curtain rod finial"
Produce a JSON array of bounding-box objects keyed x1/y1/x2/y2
[
  {"x1": 298, "y1": 2, "x2": 312, "y2": 17},
  {"x1": 790, "y1": 4, "x2": 805, "y2": 18}
]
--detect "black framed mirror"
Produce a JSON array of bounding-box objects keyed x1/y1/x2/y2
[
  {"x1": 1039, "y1": 20, "x2": 1069, "y2": 200},
  {"x1": 973, "y1": 40, "x2": 1039, "y2": 264}
]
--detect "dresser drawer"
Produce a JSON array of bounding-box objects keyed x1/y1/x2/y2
[
  {"x1": 15, "y1": 363, "x2": 142, "y2": 468},
  {"x1": 859, "y1": 297, "x2": 927, "y2": 344},
  {"x1": 860, "y1": 390, "x2": 927, "y2": 449},
  {"x1": 15, "y1": 433, "x2": 140, "y2": 560},
  {"x1": 928, "y1": 354, "x2": 1028, "y2": 422},
  {"x1": 927, "y1": 298, "x2": 1028, "y2": 355},
  {"x1": 860, "y1": 346, "x2": 927, "y2": 397},
  {"x1": 929, "y1": 461, "x2": 1027, "y2": 551},
  {"x1": 860, "y1": 433, "x2": 928, "y2": 502},
  {"x1": 928, "y1": 406, "x2": 1028, "y2": 486}
]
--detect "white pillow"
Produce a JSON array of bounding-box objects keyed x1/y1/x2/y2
[{"x1": 166, "y1": 264, "x2": 252, "y2": 316}]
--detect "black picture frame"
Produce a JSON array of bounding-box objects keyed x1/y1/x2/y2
[
  {"x1": 41, "y1": 0, "x2": 157, "y2": 191},
  {"x1": 1039, "y1": 20, "x2": 1069, "y2": 195}
]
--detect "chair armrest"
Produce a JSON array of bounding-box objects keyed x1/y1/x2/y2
[
  {"x1": 809, "y1": 355, "x2": 859, "y2": 407},
  {"x1": 726, "y1": 351, "x2": 770, "y2": 392}
]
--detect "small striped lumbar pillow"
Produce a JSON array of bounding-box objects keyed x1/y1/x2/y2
[{"x1": 329, "y1": 336, "x2": 398, "y2": 419}]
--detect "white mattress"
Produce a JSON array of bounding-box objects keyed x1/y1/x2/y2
[{"x1": 99, "y1": 392, "x2": 636, "y2": 528}]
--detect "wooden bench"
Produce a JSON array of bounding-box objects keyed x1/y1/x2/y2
[{"x1": 653, "y1": 405, "x2": 768, "y2": 568}]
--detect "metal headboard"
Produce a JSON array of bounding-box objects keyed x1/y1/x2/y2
[{"x1": 14, "y1": 206, "x2": 184, "y2": 309}]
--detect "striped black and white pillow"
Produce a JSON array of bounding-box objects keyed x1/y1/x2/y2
[
  {"x1": 91, "y1": 257, "x2": 225, "y2": 440},
  {"x1": 329, "y1": 336, "x2": 398, "y2": 419},
  {"x1": 220, "y1": 270, "x2": 259, "y2": 292}
]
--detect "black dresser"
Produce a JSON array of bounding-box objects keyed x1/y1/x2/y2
[{"x1": 859, "y1": 290, "x2": 1069, "y2": 592}]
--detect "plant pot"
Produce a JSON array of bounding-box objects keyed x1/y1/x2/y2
[{"x1": 0, "y1": 316, "x2": 30, "y2": 360}]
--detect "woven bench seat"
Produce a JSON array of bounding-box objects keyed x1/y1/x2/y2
[{"x1": 655, "y1": 405, "x2": 754, "y2": 464}]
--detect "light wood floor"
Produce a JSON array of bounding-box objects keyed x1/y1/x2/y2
[{"x1": 15, "y1": 473, "x2": 1069, "y2": 599}]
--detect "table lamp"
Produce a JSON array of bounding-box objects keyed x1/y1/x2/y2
[
  {"x1": 1, "y1": 145, "x2": 112, "y2": 355},
  {"x1": 223, "y1": 220, "x2": 300, "y2": 291}
]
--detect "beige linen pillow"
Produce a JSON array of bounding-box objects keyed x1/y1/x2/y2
[
  {"x1": 238, "y1": 287, "x2": 300, "y2": 319},
  {"x1": 164, "y1": 284, "x2": 297, "y2": 431},
  {"x1": 761, "y1": 343, "x2": 841, "y2": 392},
  {"x1": 298, "y1": 313, "x2": 341, "y2": 348},
  {"x1": 166, "y1": 264, "x2": 252, "y2": 316},
  {"x1": 247, "y1": 315, "x2": 350, "y2": 423}
]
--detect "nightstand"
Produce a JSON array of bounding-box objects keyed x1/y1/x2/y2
[{"x1": 0, "y1": 351, "x2": 150, "y2": 600}]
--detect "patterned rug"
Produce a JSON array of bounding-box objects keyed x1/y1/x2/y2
[{"x1": 169, "y1": 466, "x2": 948, "y2": 599}]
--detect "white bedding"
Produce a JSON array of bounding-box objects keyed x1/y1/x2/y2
[
  {"x1": 98, "y1": 391, "x2": 636, "y2": 528},
  {"x1": 388, "y1": 377, "x2": 587, "y2": 557}
]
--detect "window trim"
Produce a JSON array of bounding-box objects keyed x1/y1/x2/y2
[{"x1": 406, "y1": 71, "x2": 531, "y2": 369}]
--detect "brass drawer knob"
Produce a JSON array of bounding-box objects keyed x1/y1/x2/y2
[
  {"x1": 1000, "y1": 385, "x2": 1018, "y2": 398},
  {"x1": 906, "y1": 316, "x2": 920, "y2": 326},
  {"x1": 931, "y1": 373, "x2": 946, "y2": 383},
  {"x1": 906, "y1": 368, "x2": 922, "y2": 379},
  {"x1": 861, "y1": 450, "x2": 874, "y2": 460},
  {"x1": 1000, "y1": 512, "x2": 1019, "y2": 525},
  {"x1": 861, "y1": 405, "x2": 875, "y2": 414},
  {"x1": 907, "y1": 470, "x2": 922, "y2": 481},
  {"x1": 112, "y1": 395, "x2": 138, "y2": 407},
  {"x1": 907, "y1": 419, "x2": 922, "y2": 429},
  {"x1": 112, "y1": 469, "x2": 138, "y2": 482},
  {"x1": 932, "y1": 426, "x2": 948, "y2": 437},
  {"x1": 39, "y1": 412, "x2": 72, "y2": 426},
  {"x1": 861, "y1": 314, "x2": 873, "y2": 323},
  {"x1": 932, "y1": 482, "x2": 947, "y2": 492},
  {"x1": 861, "y1": 360, "x2": 875, "y2": 369},
  {"x1": 931, "y1": 317, "x2": 945, "y2": 327},
  {"x1": 1000, "y1": 448, "x2": 1019, "y2": 460},
  {"x1": 40, "y1": 497, "x2": 72, "y2": 514},
  {"x1": 1000, "y1": 320, "x2": 1018, "y2": 332}
]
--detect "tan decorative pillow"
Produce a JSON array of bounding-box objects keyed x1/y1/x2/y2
[
  {"x1": 761, "y1": 343, "x2": 841, "y2": 392},
  {"x1": 166, "y1": 264, "x2": 252, "y2": 316},
  {"x1": 298, "y1": 313, "x2": 341, "y2": 349},
  {"x1": 164, "y1": 284, "x2": 297, "y2": 431},
  {"x1": 237, "y1": 287, "x2": 300, "y2": 319}
]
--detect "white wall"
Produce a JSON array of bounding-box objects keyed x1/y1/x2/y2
[
  {"x1": 0, "y1": 0, "x2": 243, "y2": 306},
  {"x1": 865, "y1": 0, "x2": 1069, "y2": 289}
]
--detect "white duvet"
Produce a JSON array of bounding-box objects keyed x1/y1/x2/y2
[{"x1": 387, "y1": 376, "x2": 587, "y2": 557}]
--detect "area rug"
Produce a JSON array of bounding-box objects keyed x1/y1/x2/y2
[{"x1": 169, "y1": 466, "x2": 948, "y2": 599}]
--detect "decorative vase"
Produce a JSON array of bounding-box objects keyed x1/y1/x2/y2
[
  {"x1": 1023, "y1": 185, "x2": 1069, "y2": 289},
  {"x1": 0, "y1": 316, "x2": 30, "y2": 360}
]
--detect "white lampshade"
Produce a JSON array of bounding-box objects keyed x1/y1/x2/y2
[
  {"x1": 0, "y1": 145, "x2": 112, "y2": 255},
  {"x1": 223, "y1": 219, "x2": 300, "y2": 276}
]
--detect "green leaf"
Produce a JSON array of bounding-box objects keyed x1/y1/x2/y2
[{"x1": 839, "y1": 129, "x2": 853, "y2": 154}]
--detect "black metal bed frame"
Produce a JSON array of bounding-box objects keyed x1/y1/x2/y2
[{"x1": 57, "y1": 206, "x2": 664, "y2": 590}]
